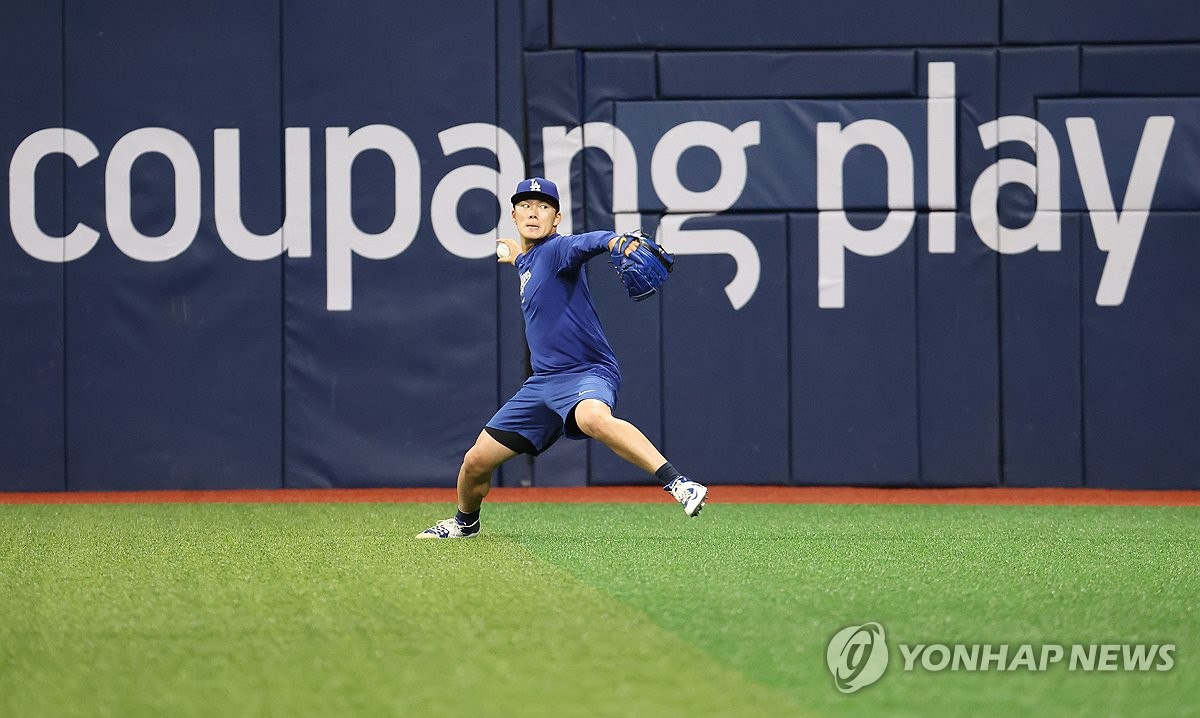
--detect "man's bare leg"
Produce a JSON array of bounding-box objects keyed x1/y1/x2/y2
[
  {"x1": 571, "y1": 399, "x2": 708, "y2": 517},
  {"x1": 570, "y1": 399, "x2": 665, "y2": 473},
  {"x1": 417, "y1": 430, "x2": 517, "y2": 538},
  {"x1": 457, "y1": 430, "x2": 518, "y2": 513}
]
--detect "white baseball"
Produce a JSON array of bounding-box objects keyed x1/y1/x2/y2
[{"x1": 496, "y1": 242, "x2": 512, "y2": 259}]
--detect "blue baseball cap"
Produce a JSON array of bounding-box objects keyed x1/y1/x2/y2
[{"x1": 511, "y1": 177, "x2": 560, "y2": 210}]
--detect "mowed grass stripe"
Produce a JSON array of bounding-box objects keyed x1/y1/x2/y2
[
  {"x1": 504, "y1": 503, "x2": 1200, "y2": 718},
  {"x1": 0, "y1": 504, "x2": 804, "y2": 718}
]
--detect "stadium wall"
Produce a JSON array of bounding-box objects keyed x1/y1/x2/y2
[{"x1": 1, "y1": 0, "x2": 1197, "y2": 491}]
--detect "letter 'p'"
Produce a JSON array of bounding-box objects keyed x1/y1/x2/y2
[{"x1": 816, "y1": 120, "x2": 915, "y2": 309}]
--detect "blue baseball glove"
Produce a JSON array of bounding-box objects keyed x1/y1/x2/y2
[{"x1": 610, "y1": 230, "x2": 674, "y2": 301}]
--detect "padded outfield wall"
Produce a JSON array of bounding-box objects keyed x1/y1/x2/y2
[{"x1": 1, "y1": 0, "x2": 1198, "y2": 491}]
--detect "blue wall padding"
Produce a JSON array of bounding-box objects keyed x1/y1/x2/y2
[
  {"x1": 998, "y1": 214, "x2": 1083, "y2": 487},
  {"x1": 587, "y1": 220, "x2": 664, "y2": 486},
  {"x1": 1002, "y1": 0, "x2": 1200, "y2": 44},
  {"x1": 658, "y1": 51, "x2": 917, "y2": 99},
  {"x1": 916, "y1": 214, "x2": 1000, "y2": 486},
  {"x1": 551, "y1": 0, "x2": 999, "y2": 49},
  {"x1": 63, "y1": 0, "x2": 283, "y2": 490},
  {"x1": 662, "y1": 214, "x2": 789, "y2": 485},
  {"x1": 997, "y1": 48, "x2": 1080, "y2": 219},
  {"x1": 523, "y1": 0, "x2": 551, "y2": 50},
  {"x1": 1000, "y1": 48, "x2": 1081, "y2": 118},
  {"x1": 1040, "y1": 98, "x2": 1200, "y2": 213},
  {"x1": 495, "y1": 0, "x2": 534, "y2": 489},
  {"x1": 1082, "y1": 46, "x2": 1200, "y2": 97},
  {"x1": 524, "y1": 49, "x2": 583, "y2": 222},
  {"x1": 524, "y1": 50, "x2": 582, "y2": 170},
  {"x1": 0, "y1": 0, "x2": 66, "y2": 491},
  {"x1": 581, "y1": 52, "x2": 657, "y2": 230},
  {"x1": 4, "y1": 2, "x2": 1200, "y2": 493},
  {"x1": 584, "y1": 52, "x2": 658, "y2": 120},
  {"x1": 614, "y1": 99, "x2": 930, "y2": 213},
  {"x1": 615, "y1": 99, "x2": 764, "y2": 213},
  {"x1": 820, "y1": 100, "x2": 930, "y2": 211},
  {"x1": 531, "y1": 429, "x2": 590, "y2": 488},
  {"x1": 789, "y1": 213, "x2": 920, "y2": 486},
  {"x1": 1082, "y1": 212, "x2": 1200, "y2": 490},
  {"x1": 917, "y1": 49, "x2": 998, "y2": 212},
  {"x1": 281, "y1": 0, "x2": 497, "y2": 488}
]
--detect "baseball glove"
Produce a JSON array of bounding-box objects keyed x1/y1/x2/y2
[{"x1": 610, "y1": 229, "x2": 674, "y2": 301}]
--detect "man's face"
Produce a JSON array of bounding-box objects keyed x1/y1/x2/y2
[{"x1": 512, "y1": 199, "x2": 561, "y2": 242}]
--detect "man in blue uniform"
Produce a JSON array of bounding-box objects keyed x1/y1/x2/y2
[{"x1": 418, "y1": 178, "x2": 707, "y2": 538}]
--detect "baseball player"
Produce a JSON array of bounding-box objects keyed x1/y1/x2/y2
[{"x1": 418, "y1": 177, "x2": 707, "y2": 538}]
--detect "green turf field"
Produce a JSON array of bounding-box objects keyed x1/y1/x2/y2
[{"x1": 1, "y1": 501, "x2": 1196, "y2": 717}]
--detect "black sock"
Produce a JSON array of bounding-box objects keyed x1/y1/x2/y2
[
  {"x1": 655, "y1": 462, "x2": 683, "y2": 485},
  {"x1": 455, "y1": 509, "x2": 480, "y2": 525}
]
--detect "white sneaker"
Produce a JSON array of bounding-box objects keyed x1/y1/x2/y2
[
  {"x1": 664, "y1": 477, "x2": 708, "y2": 517},
  {"x1": 415, "y1": 517, "x2": 480, "y2": 539}
]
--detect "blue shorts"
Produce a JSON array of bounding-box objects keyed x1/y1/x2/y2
[{"x1": 486, "y1": 370, "x2": 618, "y2": 455}]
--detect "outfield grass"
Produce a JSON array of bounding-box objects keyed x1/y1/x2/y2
[{"x1": 0, "y1": 501, "x2": 1196, "y2": 717}]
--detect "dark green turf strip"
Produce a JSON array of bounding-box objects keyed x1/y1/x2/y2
[
  {"x1": 0, "y1": 504, "x2": 803, "y2": 718},
  {"x1": 505, "y1": 503, "x2": 1200, "y2": 718}
]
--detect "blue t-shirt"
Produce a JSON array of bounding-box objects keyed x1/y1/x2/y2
[{"x1": 513, "y1": 231, "x2": 620, "y2": 384}]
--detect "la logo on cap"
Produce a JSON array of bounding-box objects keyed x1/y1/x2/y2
[{"x1": 530, "y1": 179, "x2": 541, "y2": 191}]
